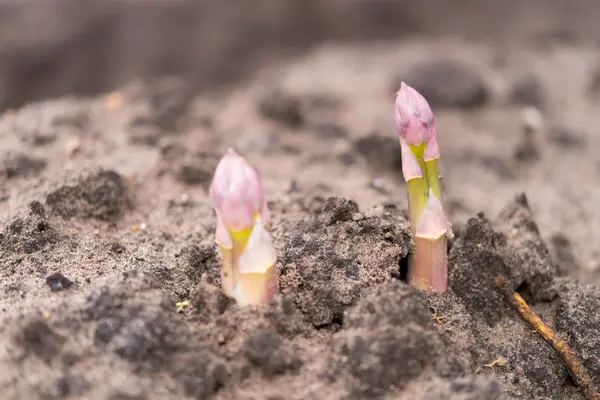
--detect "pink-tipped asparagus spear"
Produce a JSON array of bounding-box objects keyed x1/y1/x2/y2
[
  {"x1": 395, "y1": 82, "x2": 449, "y2": 292},
  {"x1": 210, "y1": 149, "x2": 278, "y2": 306}
]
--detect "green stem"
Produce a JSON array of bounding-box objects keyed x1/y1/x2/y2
[
  {"x1": 407, "y1": 178, "x2": 428, "y2": 227},
  {"x1": 407, "y1": 143, "x2": 429, "y2": 226},
  {"x1": 425, "y1": 159, "x2": 442, "y2": 201}
]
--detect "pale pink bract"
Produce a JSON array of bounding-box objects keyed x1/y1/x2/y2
[
  {"x1": 395, "y1": 82, "x2": 435, "y2": 147},
  {"x1": 210, "y1": 148, "x2": 268, "y2": 231}
]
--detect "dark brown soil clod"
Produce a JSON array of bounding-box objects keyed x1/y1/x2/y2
[
  {"x1": 258, "y1": 91, "x2": 304, "y2": 128},
  {"x1": 46, "y1": 273, "x2": 74, "y2": 292},
  {"x1": 46, "y1": 170, "x2": 129, "y2": 221}
]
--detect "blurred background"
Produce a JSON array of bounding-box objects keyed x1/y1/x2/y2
[
  {"x1": 2, "y1": 0, "x2": 600, "y2": 280},
  {"x1": 1, "y1": 0, "x2": 600, "y2": 110}
]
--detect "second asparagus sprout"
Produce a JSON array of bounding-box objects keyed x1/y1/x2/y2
[{"x1": 395, "y1": 82, "x2": 449, "y2": 292}]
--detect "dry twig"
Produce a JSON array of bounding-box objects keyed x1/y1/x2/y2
[{"x1": 495, "y1": 276, "x2": 600, "y2": 400}]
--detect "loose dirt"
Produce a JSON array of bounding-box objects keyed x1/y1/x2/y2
[{"x1": 1, "y1": 1, "x2": 600, "y2": 399}]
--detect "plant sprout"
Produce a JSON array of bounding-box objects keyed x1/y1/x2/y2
[
  {"x1": 395, "y1": 82, "x2": 449, "y2": 292},
  {"x1": 209, "y1": 149, "x2": 279, "y2": 306}
]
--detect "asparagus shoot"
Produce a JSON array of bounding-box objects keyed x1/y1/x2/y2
[
  {"x1": 209, "y1": 149, "x2": 279, "y2": 305},
  {"x1": 395, "y1": 82, "x2": 449, "y2": 292}
]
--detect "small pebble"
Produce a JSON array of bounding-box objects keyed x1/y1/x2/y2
[
  {"x1": 64, "y1": 137, "x2": 81, "y2": 158},
  {"x1": 372, "y1": 178, "x2": 385, "y2": 190},
  {"x1": 522, "y1": 106, "x2": 543, "y2": 132},
  {"x1": 217, "y1": 334, "x2": 226, "y2": 345}
]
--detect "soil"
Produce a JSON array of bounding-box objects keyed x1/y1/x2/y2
[{"x1": 1, "y1": 1, "x2": 600, "y2": 399}]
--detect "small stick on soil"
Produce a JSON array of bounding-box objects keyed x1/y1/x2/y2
[{"x1": 495, "y1": 276, "x2": 600, "y2": 400}]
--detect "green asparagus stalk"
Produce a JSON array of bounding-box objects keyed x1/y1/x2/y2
[{"x1": 395, "y1": 82, "x2": 449, "y2": 292}]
